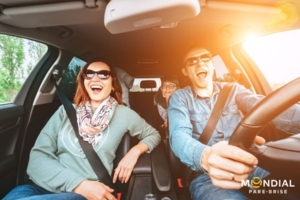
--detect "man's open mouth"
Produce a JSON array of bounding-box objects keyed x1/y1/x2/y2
[{"x1": 196, "y1": 69, "x2": 207, "y2": 79}]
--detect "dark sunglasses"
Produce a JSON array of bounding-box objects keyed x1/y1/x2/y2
[
  {"x1": 83, "y1": 69, "x2": 111, "y2": 80},
  {"x1": 186, "y1": 53, "x2": 212, "y2": 66}
]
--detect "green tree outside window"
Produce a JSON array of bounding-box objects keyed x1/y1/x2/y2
[{"x1": 0, "y1": 35, "x2": 47, "y2": 103}]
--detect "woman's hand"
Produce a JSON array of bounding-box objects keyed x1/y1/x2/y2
[
  {"x1": 73, "y1": 180, "x2": 116, "y2": 200},
  {"x1": 201, "y1": 136, "x2": 264, "y2": 190},
  {"x1": 113, "y1": 143, "x2": 149, "y2": 184}
]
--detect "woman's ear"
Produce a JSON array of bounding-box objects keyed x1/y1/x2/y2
[{"x1": 182, "y1": 68, "x2": 187, "y2": 76}]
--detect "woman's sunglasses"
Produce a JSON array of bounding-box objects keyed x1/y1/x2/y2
[{"x1": 83, "y1": 69, "x2": 111, "y2": 80}]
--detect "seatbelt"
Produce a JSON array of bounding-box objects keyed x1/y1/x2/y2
[
  {"x1": 181, "y1": 82, "x2": 234, "y2": 185},
  {"x1": 199, "y1": 82, "x2": 234, "y2": 144},
  {"x1": 51, "y1": 77, "x2": 114, "y2": 189}
]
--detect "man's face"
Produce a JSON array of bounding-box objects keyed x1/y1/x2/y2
[{"x1": 182, "y1": 47, "x2": 214, "y2": 91}]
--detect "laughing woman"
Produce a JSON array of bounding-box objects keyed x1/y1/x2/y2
[{"x1": 4, "y1": 61, "x2": 161, "y2": 200}]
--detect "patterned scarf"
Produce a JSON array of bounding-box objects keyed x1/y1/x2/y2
[{"x1": 76, "y1": 96, "x2": 118, "y2": 145}]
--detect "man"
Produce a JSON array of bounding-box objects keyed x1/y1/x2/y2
[{"x1": 168, "y1": 45, "x2": 300, "y2": 199}]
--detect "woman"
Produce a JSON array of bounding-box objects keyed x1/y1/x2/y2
[
  {"x1": 4, "y1": 61, "x2": 161, "y2": 200},
  {"x1": 154, "y1": 75, "x2": 179, "y2": 128}
]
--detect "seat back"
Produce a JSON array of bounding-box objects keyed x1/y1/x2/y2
[
  {"x1": 166, "y1": 129, "x2": 191, "y2": 188},
  {"x1": 140, "y1": 80, "x2": 156, "y2": 91},
  {"x1": 130, "y1": 80, "x2": 164, "y2": 131}
]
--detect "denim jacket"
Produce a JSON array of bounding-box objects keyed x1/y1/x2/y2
[{"x1": 168, "y1": 82, "x2": 300, "y2": 172}]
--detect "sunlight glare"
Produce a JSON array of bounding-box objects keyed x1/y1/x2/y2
[
  {"x1": 245, "y1": 33, "x2": 258, "y2": 42},
  {"x1": 243, "y1": 29, "x2": 300, "y2": 90}
]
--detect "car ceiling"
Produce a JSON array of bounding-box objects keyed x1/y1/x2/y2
[{"x1": 0, "y1": 0, "x2": 300, "y2": 77}]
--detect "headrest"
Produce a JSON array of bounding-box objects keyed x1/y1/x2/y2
[{"x1": 140, "y1": 80, "x2": 156, "y2": 89}]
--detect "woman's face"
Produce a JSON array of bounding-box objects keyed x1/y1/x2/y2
[
  {"x1": 83, "y1": 62, "x2": 113, "y2": 108},
  {"x1": 160, "y1": 81, "x2": 177, "y2": 100}
]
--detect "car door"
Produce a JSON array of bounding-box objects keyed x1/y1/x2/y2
[{"x1": 0, "y1": 34, "x2": 59, "y2": 198}]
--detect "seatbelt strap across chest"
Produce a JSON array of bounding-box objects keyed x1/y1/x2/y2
[{"x1": 199, "y1": 82, "x2": 234, "y2": 143}]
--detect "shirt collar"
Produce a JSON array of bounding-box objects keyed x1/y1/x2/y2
[{"x1": 191, "y1": 82, "x2": 221, "y2": 99}]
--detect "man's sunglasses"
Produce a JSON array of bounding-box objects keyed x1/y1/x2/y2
[
  {"x1": 83, "y1": 69, "x2": 111, "y2": 80},
  {"x1": 186, "y1": 53, "x2": 212, "y2": 66}
]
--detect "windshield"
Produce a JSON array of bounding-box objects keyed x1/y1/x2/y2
[{"x1": 243, "y1": 29, "x2": 300, "y2": 90}]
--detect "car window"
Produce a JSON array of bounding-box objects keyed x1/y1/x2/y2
[
  {"x1": 0, "y1": 34, "x2": 47, "y2": 104},
  {"x1": 58, "y1": 57, "x2": 86, "y2": 99},
  {"x1": 243, "y1": 29, "x2": 300, "y2": 90},
  {"x1": 213, "y1": 55, "x2": 230, "y2": 81}
]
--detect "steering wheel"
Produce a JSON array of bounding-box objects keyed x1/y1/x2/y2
[{"x1": 228, "y1": 77, "x2": 300, "y2": 178}]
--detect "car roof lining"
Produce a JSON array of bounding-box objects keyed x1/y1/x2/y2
[
  {"x1": 0, "y1": 0, "x2": 283, "y2": 29},
  {"x1": 0, "y1": 1, "x2": 107, "y2": 28},
  {"x1": 0, "y1": 0, "x2": 75, "y2": 7},
  {"x1": 1, "y1": 0, "x2": 300, "y2": 77}
]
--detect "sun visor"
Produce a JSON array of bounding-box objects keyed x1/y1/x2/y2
[
  {"x1": 104, "y1": 0, "x2": 200, "y2": 34},
  {"x1": 0, "y1": 1, "x2": 106, "y2": 28}
]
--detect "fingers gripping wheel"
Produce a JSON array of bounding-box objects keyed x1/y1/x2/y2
[{"x1": 229, "y1": 77, "x2": 300, "y2": 177}]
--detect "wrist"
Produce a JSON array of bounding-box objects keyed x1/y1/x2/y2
[
  {"x1": 73, "y1": 180, "x2": 87, "y2": 193},
  {"x1": 200, "y1": 147, "x2": 210, "y2": 174}
]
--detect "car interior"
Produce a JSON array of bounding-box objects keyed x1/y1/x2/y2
[{"x1": 1, "y1": 0, "x2": 300, "y2": 199}]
